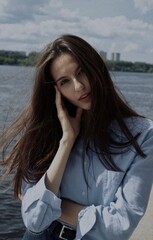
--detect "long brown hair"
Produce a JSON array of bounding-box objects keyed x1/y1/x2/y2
[{"x1": 0, "y1": 34, "x2": 145, "y2": 197}]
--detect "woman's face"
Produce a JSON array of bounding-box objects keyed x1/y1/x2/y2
[{"x1": 50, "y1": 53, "x2": 91, "y2": 110}]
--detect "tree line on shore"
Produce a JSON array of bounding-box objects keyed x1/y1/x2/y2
[{"x1": 0, "y1": 50, "x2": 153, "y2": 73}]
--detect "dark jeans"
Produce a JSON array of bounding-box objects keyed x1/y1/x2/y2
[
  {"x1": 22, "y1": 229, "x2": 48, "y2": 240},
  {"x1": 22, "y1": 221, "x2": 76, "y2": 240}
]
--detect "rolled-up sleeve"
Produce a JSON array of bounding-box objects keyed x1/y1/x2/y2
[
  {"x1": 21, "y1": 173, "x2": 61, "y2": 233},
  {"x1": 76, "y1": 128, "x2": 153, "y2": 240}
]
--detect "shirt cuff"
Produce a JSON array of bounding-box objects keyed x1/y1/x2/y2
[
  {"x1": 76, "y1": 205, "x2": 96, "y2": 239},
  {"x1": 23, "y1": 173, "x2": 61, "y2": 212}
]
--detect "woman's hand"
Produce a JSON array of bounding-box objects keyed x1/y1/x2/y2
[{"x1": 55, "y1": 87, "x2": 83, "y2": 142}]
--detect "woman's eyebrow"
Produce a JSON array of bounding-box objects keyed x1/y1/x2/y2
[
  {"x1": 55, "y1": 76, "x2": 67, "y2": 83},
  {"x1": 54, "y1": 64, "x2": 80, "y2": 83}
]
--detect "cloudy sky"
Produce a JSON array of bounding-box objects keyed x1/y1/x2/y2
[{"x1": 0, "y1": 0, "x2": 153, "y2": 63}]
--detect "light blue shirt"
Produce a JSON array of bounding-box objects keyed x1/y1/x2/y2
[{"x1": 21, "y1": 117, "x2": 153, "y2": 240}]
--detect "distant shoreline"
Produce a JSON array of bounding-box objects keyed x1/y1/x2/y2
[{"x1": 0, "y1": 50, "x2": 153, "y2": 73}]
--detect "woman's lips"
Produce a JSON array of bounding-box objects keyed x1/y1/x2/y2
[{"x1": 79, "y1": 93, "x2": 91, "y2": 101}]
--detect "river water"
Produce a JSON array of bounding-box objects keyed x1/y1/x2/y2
[{"x1": 0, "y1": 65, "x2": 153, "y2": 239}]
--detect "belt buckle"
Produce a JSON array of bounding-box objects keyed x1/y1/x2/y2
[{"x1": 59, "y1": 225, "x2": 73, "y2": 240}]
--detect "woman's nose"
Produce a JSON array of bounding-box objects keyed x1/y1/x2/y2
[{"x1": 73, "y1": 78, "x2": 84, "y2": 91}]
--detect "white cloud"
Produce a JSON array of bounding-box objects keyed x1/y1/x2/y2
[
  {"x1": 124, "y1": 43, "x2": 139, "y2": 53},
  {"x1": 133, "y1": 0, "x2": 153, "y2": 13},
  {"x1": 0, "y1": 1, "x2": 153, "y2": 62},
  {"x1": 0, "y1": 0, "x2": 63, "y2": 23},
  {"x1": 59, "y1": 8, "x2": 80, "y2": 20},
  {"x1": 82, "y1": 16, "x2": 153, "y2": 38},
  {"x1": 0, "y1": 0, "x2": 7, "y2": 11},
  {"x1": 79, "y1": 15, "x2": 153, "y2": 62}
]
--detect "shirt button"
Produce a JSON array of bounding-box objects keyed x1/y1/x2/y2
[{"x1": 82, "y1": 191, "x2": 86, "y2": 196}]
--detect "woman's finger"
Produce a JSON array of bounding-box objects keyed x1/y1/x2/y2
[
  {"x1": 55, "y1": 86, "x2": 63, "y2": 113},
  {"x1": 55, "y1": 87, "x2": 68, "y2": 120},
  {"x1": 55, "y1": 86, "x2": 61, "y2": 105}
]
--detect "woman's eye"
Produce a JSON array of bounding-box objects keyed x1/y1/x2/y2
[{"x1": 60, "y1": 79, "x2": 69, "y2": 86}]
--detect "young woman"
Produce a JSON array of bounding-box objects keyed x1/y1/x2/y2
[{"x1": 1, "y1": 34, "x2": 153, "y2": 240}]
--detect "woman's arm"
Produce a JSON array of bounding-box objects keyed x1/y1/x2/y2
[
  {"x1": 45, "y1": 138, "x2": 75, "y2": 196},
  {"x1": 45, "y1": 87, "x2": 82, "y2": 195},
  {"x1": 21, "y1": 88, "x2": 83, "y2": 232}
]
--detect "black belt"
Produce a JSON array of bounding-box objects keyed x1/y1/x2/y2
[{"x1": 50, "y1": 220, "x2": 76, "y2": 240}]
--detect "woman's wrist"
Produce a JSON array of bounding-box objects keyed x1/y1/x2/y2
[{"x1": 60, "y1": 135, "x2": 76, "y2": 147}]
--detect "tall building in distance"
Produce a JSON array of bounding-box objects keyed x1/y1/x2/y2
[
  {"x1": 111, "y1": 52, "x2": 120, "y2": 61},
  {"x1": 99, "y1": 50, "x2": 121, "y2": 61},
  {"x1": 99, "y1": 50, "x2": 107, "y2": 61}
]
